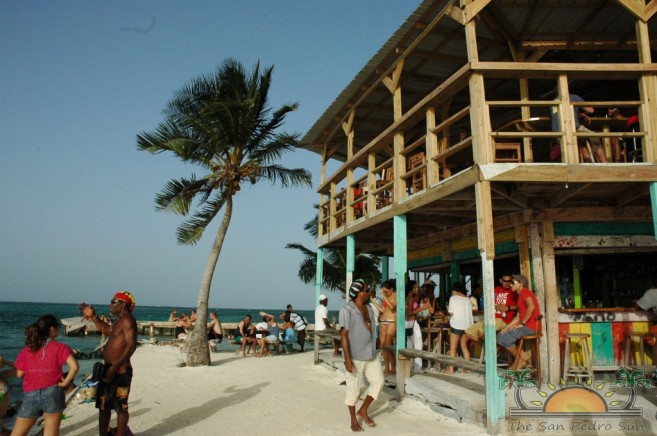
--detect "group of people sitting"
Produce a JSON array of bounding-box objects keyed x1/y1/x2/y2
[
  {"x1": 169, "y1": 308, "x2": 224, "y2": 345},
  {"x1": 436, "y1": 272, "x2": 540, "y2": 373},
  {"x1": 361, "y1": 272, "x2": 540, "y2": 375},
  {"x1": 232, "y1": 305, "x2": 308, "y2": 357}
]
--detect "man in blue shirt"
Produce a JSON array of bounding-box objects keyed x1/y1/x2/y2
[{"x1": 340, "y1": 280, "x2": 384, "y2": 431}]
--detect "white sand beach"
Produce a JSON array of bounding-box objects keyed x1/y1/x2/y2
[{"x1": 60, "y1": 345, "x2": 488, "y2": 435}]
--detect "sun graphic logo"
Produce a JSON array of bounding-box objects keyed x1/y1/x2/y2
[{"x1": 503, "y1": 367, "x2": 652, "y2": 419}]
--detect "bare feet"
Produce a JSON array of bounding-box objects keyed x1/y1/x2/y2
[
  {"x1": 350, "y1": 422, "x2": 364, "y2": 432},
  {"x1": 441, "y1": 367, "x2": 454, "y2": 374},
  {"x1": 357, "y1": 409, "x2": 376, "y2": 427}
]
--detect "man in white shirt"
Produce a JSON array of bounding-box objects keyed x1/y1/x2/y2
[{"x1": 315, "y1": 294, "x2": 340, "y2": 355}]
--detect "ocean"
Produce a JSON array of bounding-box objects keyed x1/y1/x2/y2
[{"x1": 0, "y1": 301, "x2": 335, "y2": 404}]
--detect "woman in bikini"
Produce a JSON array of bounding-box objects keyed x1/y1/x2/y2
[{"x1": 376, "y1": 279, "x2": 397, "y2": 375}]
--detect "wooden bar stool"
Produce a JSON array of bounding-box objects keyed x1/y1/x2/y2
[
  {"x1": 624, "y1": 333, "x2": 653, "y2": 368},
  {"x1": 513, "y1": 331, "x2": 543, "y2": 383},
  {"x1": 511, "y1": 315, "x2": 543, "y2": 383},
  {"x1": 563, "y1": 332, "x2": 594, "y2": 382}
]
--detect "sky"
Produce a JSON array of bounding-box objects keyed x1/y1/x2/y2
[{"x1": 0, "y1": 1, "x2": 421, "y2": 311}]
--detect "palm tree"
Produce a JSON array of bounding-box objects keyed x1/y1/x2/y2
[
  {"x1": 286, "y1": 210, "x2": 381, "y2": 294},
  {"x1": 611, "y1": 367, "x2": 652, "y2": 409},
  {"x1": 137, "y1": 59, "x2": 312, "y2": 366}
]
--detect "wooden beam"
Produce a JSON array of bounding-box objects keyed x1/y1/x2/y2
[
  {"x1": 616, "y1": 0, "x2": 652, "y2": 21},
  {"x1": 541, "y1": 221, "x2": 559, "y2": 385},
  {"x1": 382, "y1": 60, "x2": 404, "y2": 94}
]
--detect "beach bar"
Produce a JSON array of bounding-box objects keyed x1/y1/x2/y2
[{"x1": 301, "y1": 0, "x2": 656, "y2": 433}]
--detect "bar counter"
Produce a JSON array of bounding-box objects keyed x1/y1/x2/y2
[{"x1": 558, "y1": 307, "x2": 656, "y2": 371}]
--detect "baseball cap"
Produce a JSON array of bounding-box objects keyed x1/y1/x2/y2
[
  {"x1": 512, "y1": 274, "x2": 529, "y2": 288},
  {"x1": 319, "y1": 294, "x2": 328, "y2": 301}
]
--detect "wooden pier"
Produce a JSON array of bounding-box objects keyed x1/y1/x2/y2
[{"x1": 61, "y1": 317, "x2": 245, "y2": 337}]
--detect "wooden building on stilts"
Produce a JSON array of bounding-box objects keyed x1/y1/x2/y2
[{"x1": 302, "y1": 1, "x2": 657, "y2": 433}]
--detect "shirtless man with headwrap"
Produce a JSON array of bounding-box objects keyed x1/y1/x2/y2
[{"x1": 81, "y1": 290, "x2": 137, "y2": 436}]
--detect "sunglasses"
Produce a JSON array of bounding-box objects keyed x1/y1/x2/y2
[
  {"x1": 110, "y1": 299, "x2": 124, "y2": 305},
  {"x1": 501, "y1": 279, "x2": 513, "y2": 283}
]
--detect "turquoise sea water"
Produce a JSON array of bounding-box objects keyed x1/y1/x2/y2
[{"x1": 0, "y1": 301, "x2": 334, "y2": 404}]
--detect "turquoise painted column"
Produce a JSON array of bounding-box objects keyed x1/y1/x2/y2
[
  {"x1": 450, "y1": 261, "x2": 460, "y2": 287},
  {"x1": 381, "y1": 256, "x2": 389, "y2": 282},
  {"x1": 315, "y1": 248, "x2": 324, "y2": 304},
  {"x1": 394, "y1": 215, "x2": 407, "y2": 351},
  {"x1": 481, "y1": 255, "x2": 505, "y2": 425},
  {"x1": 346, "y1": 234, "x2": 356, "y2": 302},
  {"x1": 651, "y1": 182, "x2": 657, "y2": 239}
]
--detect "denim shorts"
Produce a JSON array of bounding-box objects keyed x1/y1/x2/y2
[{"x1": 18, "y1": 385, "x2": 65, "y2": 418}]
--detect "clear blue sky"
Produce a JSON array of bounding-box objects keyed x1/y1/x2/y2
[{"x1": 0, "y1": 1, "x2": 420, "y2": 311}]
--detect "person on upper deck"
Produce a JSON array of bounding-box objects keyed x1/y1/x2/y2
[{"x1": 551, "y1": 94, "x2": 606, "y2": 163}]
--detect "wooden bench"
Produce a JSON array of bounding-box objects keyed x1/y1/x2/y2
[
  {"x1": 391, "y1": 347, "x2": 505, "y2": 398},
  {"x1": 313, "y1": 330, "x2": 342, "y2": 364}
]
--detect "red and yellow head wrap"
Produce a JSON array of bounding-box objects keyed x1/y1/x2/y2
[{"x1": 114, "y1": 290, "x2": 136, "y2": 312}]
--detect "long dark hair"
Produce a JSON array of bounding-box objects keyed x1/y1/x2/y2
[{"x1": 25, "y1": 314, "x2": 58, "y2": 352}]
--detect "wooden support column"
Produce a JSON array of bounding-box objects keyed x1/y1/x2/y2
[
  {"x1": 318, "y1": 144, "x2": 328, "y2": 237},
  {"x1": 383, "y1": 61, "x2": 406, "y2": 202},
  {"x1": 346, "y1": 234, "x2": 355, "y2": 303},
  {"x1": 529, "y1": 223, "x2": 548, "y2": 379},
  {"x1": 394, "y1": 214, "x2": 408, "y2": 352},
  {"x1": 519, "y1": 76, "x2": 533, "y2": 162},
  {"x1": 636, "y1": 20, "x2": 656, "y2": 163},
  {"x1": 474, "y1": 181, "x2": 503, "y2": 430},
  {"x1": 426, "y1": 106, "x2": 440, "y2": 186},
  {"x1": 556, "y1": 76, "x2": 578, "y2": 164},
  {"x1": 314, "y1": 247, "x2": 324, "y2": 365},
  {"x1": 541, "y1": 221, "x2": 559, "y2": 384},
  {"x1": 516, "y1": 225, "x2": 531, "y2": 278},
  {"x1": 329, "y1": 182, "x2": 338, "y2": 231},
  {"x1": 367, "y1": 152, "x2": 377, "y2": 215},
  {"x1": 465, "y1": 18, "x2": 494, "y2": 165},
  {"x1": 394, "y1": 215, "x2": 408, "y2": 398},
  {"x1": 343, "y1": 111, "x2": 356, "y2": 223}
]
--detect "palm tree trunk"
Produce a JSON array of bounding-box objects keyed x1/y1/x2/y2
[{"x1": 186, "y1": 197, "x2": 233, "y2": 366}]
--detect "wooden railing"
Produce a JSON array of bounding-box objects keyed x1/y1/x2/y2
[{"x1": 317, "y1": 64, "x2": 653, "y2": 236}]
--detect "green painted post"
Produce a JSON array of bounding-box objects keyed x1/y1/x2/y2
[
  {"x1": 394, "y1": 215, "x2": 407, "y2": 351},
  {"x1": 450, "y1": 261, "x2": 460, "y2": 287},
  {"x1": 381, "y1": 256, "x2": 389, "y2": 281},
  {"x1": 314, "y1": 248, "x2": 324, "y2": 365},
  {"x1": 482, "y1": 256, "x2": 504, "y2": 430},
  {"x1": 650, "y1": 182, "x2": 657, "y2": 239},
  {"x1": 573, "y1": 268, "x2": 582, "y2": 308}
]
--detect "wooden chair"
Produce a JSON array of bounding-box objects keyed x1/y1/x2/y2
[
  {"x1": 494, "y1": 142, "x2": 522, "y2": 163},
  {"x1": 352, "y1": 186, "x2": 365, "y2": 219},
  {"x1": 407, "y1": 152, "x2": 426, "y2": 194},
  {"x1": 376, "y1": 168, "x2": 393, "y2": 208}
]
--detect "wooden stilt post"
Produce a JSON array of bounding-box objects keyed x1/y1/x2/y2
[
  {"x1": 394, "y1": 215, "x2": 408, "y2": 399},
  {"x1": 314, "y1": 248, "x2": 324, "y2": 365}
]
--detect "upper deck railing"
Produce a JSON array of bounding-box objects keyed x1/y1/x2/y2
[{"x1": 316, "y1": 63, "x2": 653, "y2": 237}]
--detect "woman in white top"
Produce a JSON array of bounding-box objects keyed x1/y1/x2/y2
[{"x1": 443, "y1": 282, "x2": 474, "y2": 374}]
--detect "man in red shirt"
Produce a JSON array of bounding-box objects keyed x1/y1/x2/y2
[
  {"x1": 465, "y1": 273, "x2": 518, "y2": 344},
  {"x1": 497, "y1": 274, "x2": 541, "y2": 369}
]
